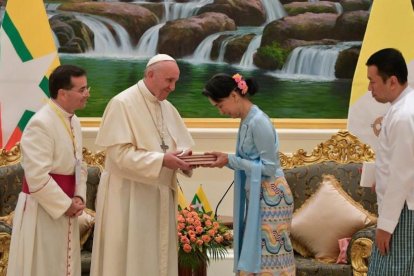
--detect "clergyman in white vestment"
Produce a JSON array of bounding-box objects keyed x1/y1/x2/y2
[
  {"x1": 90, "y1": 54, "x2": 195, "y2": 276},
  {"x1": 7, "y1": 65, "x2": 89, "y2": 276}
]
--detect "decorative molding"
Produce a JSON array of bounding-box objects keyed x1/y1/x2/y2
[
  {"x1": 80, "y1": 117, "x2": 347, "y2": 129},
  {"x1": 0, "y1": 144, "x2": 106, "y2": 169},
  {"x1": 82, "y1": 148, "x2": 105, "y2": 169},
  {"x1": 0, "y1": 144, "x2": 21, "y2": 166},
  {"x1": 350, "y1": 237, "x2": 373, "y2": 276},
  {"x1": 0, "y1": 213, "x2": 13, "y2": 228},
  {"x1": 0, "y1": 232, "x2": 11, "y2": 276},
  {"x1": 279, "y1": 130, "x2": 375, "y2": 169}
]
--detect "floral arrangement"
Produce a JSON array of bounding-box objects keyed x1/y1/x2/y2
[{"x1": 177, "y1": 207, "x2": 233, "y2": 270}]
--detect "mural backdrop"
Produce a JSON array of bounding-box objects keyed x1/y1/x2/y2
[{"x1": 0, "y1": 0, "x2": 384, "y2": 119}]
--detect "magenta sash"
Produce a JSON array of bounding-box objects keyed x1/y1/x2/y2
[{"x1": 22, "y1": 174, "x2": 76, "y2": 198}]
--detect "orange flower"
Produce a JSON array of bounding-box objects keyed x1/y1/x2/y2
[
  {"x1": 183, "y1": 244, "x2": 192, "y2": 253},
  {"x1": 215, "y1": 235, "x2": 224, "y2": 243},
  {"x1": 201, "y1": 235, "x2": 211, "y2": 243}
]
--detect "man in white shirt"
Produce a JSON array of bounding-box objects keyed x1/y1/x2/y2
[
  {"x1": 366, "y1": 48, "x2": 414, "y2": 275},
  {"x1": 90, "y1": 54, "x2": 194, "y2": 276}
]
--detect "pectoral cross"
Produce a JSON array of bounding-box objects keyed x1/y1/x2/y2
[{"x1": 161, "y1": 138, "x2": 169, "y2": 153}]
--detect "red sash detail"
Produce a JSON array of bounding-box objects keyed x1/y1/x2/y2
[{"x1": 22, "y1": 174, "x2": 76, "y2": 198}]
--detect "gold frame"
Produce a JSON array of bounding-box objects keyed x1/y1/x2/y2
[
  {"x1": 279, "y1": 129, "x2": 375, "y2": 169},
  {"x1": 80, "y1": 117, "x2": 348, "y2": 129}
]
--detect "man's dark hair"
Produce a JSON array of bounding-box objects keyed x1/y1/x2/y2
[
  {"x1": 49, "y1": 65, "x2": 87, "y2": 99},
  {"x1": 366, "y1": 48, "x2": 408, "y2": 85}
]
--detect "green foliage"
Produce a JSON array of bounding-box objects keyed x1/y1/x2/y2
[{"x1": 256, "y1": 42, "x2": 289, "y2": 69}]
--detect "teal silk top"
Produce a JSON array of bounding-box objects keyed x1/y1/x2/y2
[{"x1": 227, "y1": 105, "x2": 284, "y2": 273}]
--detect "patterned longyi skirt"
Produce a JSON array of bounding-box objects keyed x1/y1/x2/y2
[{"x1": 239, "y1": 177, "x2": 296, "y2": 276}]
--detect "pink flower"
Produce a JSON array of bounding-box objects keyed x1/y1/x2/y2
[
  {"x1": 177, "y1": 223, "x2": 185, "y2": 231},
  {"x1": 232, "y1": 73, "x2": 242, "y2": 83},
  {"x1": 232, "y1": 73, "x2": 248, "y2": 94},
  {"x1": 196, "y1": 239, "x2": 204, "y2": 246},
  {"x1": 208, "y1": 229, "x2": 216, "y2": 237},
  {"x1": 181, "y1": 236, "x2": 190, "y2": 244},
  {"x1": 196, "y1": 226, "x2": 204, "y2": 234},
  {"x1": 177, "y1": 215, "x2": 185, "y2": 223},
  {"x1": 205, "y1": 220, "x2": 212, "y2": 227},
  {"x1": 183, "y1": 244, "x2": 192, "y2": 253},
  {"x1": 202, "y1": 235, "x2": 211, "y2": 244}
]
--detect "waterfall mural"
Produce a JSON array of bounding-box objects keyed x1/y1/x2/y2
[{"x1": 0, "y1": 0, "x2": 375, "y2": 118}]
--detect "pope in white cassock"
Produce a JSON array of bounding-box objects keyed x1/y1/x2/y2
[
  {"x1": 90, "y1": 54, "x2": 195, "y2": 276},
  {"x1": 7, "y1": 65, "x2": 89, "y2": 276}
]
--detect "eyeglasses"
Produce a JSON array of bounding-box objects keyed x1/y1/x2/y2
[{"x1": 66, "y1": 86, "x2": 91, "y2": 94}]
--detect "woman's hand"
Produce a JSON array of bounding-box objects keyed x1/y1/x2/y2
[{"x1": 205, "y1": 151, "x2": 228, "y2": 168}]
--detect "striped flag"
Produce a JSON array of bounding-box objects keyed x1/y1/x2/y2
[
  {"x1": 0, "y1": 0, "x2": 59, "y2": 150},
  {"x1": 347, "y1": 0, "x2": 414, "y2": 151},
  {"x1": 177, "y1": 187, "x2": 188, "y2": 211},
  {"x1": 191, "y1": 185, "x2": 213, "y2": 216}
]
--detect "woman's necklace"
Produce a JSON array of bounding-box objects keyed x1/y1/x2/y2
[{"x1": 139, "y1": 85, "x2": 169, "y2": 153}]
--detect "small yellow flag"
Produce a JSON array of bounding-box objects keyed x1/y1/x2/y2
[
  {"x1": 177, "y1": 187, "x2": 188, "y2": 211},
  {"x1": 191, "y1": 185, "x2": 213, "y2": 216}
]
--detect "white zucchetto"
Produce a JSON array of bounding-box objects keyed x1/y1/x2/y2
[{"x1": 146, "y1": 54, "x2": 176, "y2": 67}]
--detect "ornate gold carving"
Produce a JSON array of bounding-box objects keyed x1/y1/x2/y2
[
  {"x1": 82, "y1": 148, "x2": 105, "y2": 170},
  {"x1": 0, "y1": 145, "x2": 106, "y2": 169},
  {"x1": 0, "y1": 233, "x2": 11, "y2": 276},
  {"x1": 350, "y1": 237, "x2": 373, "y2": 276},
  {"x1": 0, "y1": 213, "x2": 14, "y2": 228},
  {"x1": 279, "y1": 130, "x2": 375, "y2": 169},
  {"x1": 0, "y1": 144, "x2": 21, "y2": 166}
]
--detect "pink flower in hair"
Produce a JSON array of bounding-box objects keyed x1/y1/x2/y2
[{"x1": 232, "y1": 73, "x2": 248, "y2": 95}]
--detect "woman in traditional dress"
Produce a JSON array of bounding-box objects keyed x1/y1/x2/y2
[{"x1": 202, "y1": 73, "x2": 296, "y2": 275}]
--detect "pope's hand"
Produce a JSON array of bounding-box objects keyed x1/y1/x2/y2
[{"x1": 163, "y1": 151, "x2": 192, "y2": 170}]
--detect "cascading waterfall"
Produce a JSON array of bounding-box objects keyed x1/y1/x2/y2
[
  {"x1": 168, "y1": 0, "x2": 213, "y2": 20},
  {"x1": 192, "y1": 33, "x2": 223, "y2": 63},
  {"x1": 44, "y1": 3, "x2": 61, "y2": 11},
  {"x1": 228, "y1": 0, "x2": 285, "y2": 67},
  {"x1": 41, "y1": 0, "x2": 356, "y2": 78},
  {"x1": 136, "y1": 24, "x2": 164, "y2": 57},
  {"x1": 261, "y1": 0, "x2": 286, "y2": 23},
  {"x1": 334, "y1": 3, "x2": 343, "y2": 14},
  {"x1": 278, "y1": 42, "x2": 361, "y2": 79},
  {"x1": 239, "y1": 34, "x2": 262, "y2": 68},
  {"x1": 217, "y1": 36, "x2": 242, "y2": 63},
  {"x1": 75, "y1": 14, "x2": 133, "y2": 55},
  {"x1": 200, "y1": 0, "x2": 285, "y2": 67},
  {"x1": 135, "y1": 0, "x2": 213, "y2": 58}
]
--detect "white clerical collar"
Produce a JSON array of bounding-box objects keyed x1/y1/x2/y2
[
  {"x1": 50, "y1": 99, "x2": 73, "y2": 118},
  {"x1": 138, "y1": 80, "x2": 159, "y2": 103}
]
